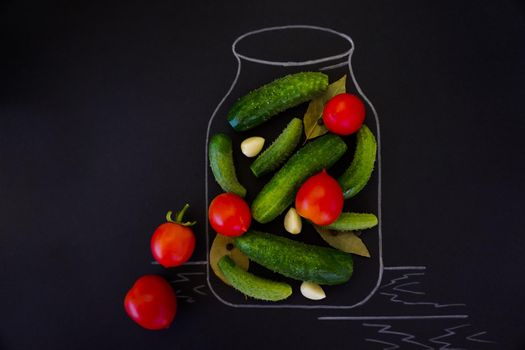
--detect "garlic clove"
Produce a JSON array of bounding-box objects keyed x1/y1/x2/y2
[
  {"x1": 240, "y1": 137, "x2": 265, "y2": 157},
  {"x1": 284, "y1": 207, "x2": 302, "y2": 234},
  {"x1": 300, "y1": 281, "x2": 326, "y2": 300}
]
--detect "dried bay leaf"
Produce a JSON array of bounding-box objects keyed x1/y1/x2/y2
[
  {"x1": 315, "y1": 225, "x2": 371, "y2": 258},
  {"x1": 322, "y1": 74, "x2": 347, "y2": 102},
  {"x1": 303, "y1": 98, "x2": 326, "y2": 140},
  {"x1": 303, "y1": 75, "x2": 347, "y2": 142},
  {"x1": 210, "y1": 234, "x2": 249, "y2": 285}
]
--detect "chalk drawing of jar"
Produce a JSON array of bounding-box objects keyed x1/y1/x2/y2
[{"x1": 206, "y1": 25, "x2": 382, "y2": 309}]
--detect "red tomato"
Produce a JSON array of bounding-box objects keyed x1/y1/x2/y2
[
  {"x1": 322, "y1": 93, "x2": 365, "y2": 135},
  {"x1": 124, "y1": 275, "x2": 177, "y2": 330},
  {"x1": 295, "y1": 170, "x2": 344, "y2": 226},
  {"x1": 208, "y1": 193, "x2": 251, "y2": 236},
  {"x1": 151, "y1": 204, "x2": 196, "y2": 268}
]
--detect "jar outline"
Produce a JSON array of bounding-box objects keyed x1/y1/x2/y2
[{"x1": 205, "y1": 25, "x2": 382, "y2": 309}]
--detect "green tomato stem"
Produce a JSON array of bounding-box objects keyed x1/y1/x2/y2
[{"x1": 165, "y1": 204, "x2": 196, "y2": 226}]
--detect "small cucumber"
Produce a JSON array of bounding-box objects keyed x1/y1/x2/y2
[
  {"x1": 250, "y1": 118, "x2": 303, "y2": 177},
  {"x1": 251, "y1": 134, "x2": 347, "y2": 223},
  {"x1": 338, "y1": 125, "x2": 377, "y2": 199},
  {"x1": 209, "y1": 133, "x2": 246, "y2": 197},
  {"x1": 227, "y1": 72, "x2": 328, "y2": 131},
  {"x1": 322, "y1": 212, "x2": 378, "y2": 231},
  {"x1": 235, "y1": 230, "x2": 354, "y2": 285},
  {"x1": 218, "y1": 255, "x2": 292, "y2": 301}
]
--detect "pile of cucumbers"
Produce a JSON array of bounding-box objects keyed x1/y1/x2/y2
[{"x1": 209, "y1": 72, "x2": 377, "y2": 302}]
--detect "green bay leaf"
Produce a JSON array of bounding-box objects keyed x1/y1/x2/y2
[{"x1": 303, "y1": 75, "x2": 347, "y2": 142}]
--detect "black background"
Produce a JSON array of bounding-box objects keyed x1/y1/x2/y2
[{"x1": 1, "y1": 1, "x2": 524, "y2": 349}]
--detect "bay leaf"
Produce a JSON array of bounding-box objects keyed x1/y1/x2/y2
[
  {"x1": 303, "y1": 75, "x2": 347, "y2": 142},
  {"x1": 315, "y1": 225, "x2": 371, "y2": 257},
  {"x1": 209, "y1": 234, "x2": 249, "y2": 285}
]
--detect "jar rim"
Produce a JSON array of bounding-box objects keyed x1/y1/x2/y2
[{"x1": 232, "y1": 25, "x2": 354, "y2": 66}]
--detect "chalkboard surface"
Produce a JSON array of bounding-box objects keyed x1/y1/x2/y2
[{"x1": 1, "y1": 1, "x2": 524, "y2": 349}]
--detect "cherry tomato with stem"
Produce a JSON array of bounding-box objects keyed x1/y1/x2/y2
[
  {"x1": 124, "y1": 275, "x2": 177, "y2": 330},
  {"x1": 208, "y1": 193, "x2": 251, "y2": 237},
  {"x1": 151, "y1": 204, "x2": 196, "y2": 268},
  {"x1": 295, "y1": 169, "x2": 344, "y2": 226},
  {"x1": 322, "y1": 93, "x2": 365, "y2": 135}
]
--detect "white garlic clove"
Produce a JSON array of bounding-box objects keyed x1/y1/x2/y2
[
  {"x1": 300, "y1": 281, "x2": 326, "y2": 300},
  {"x1": 284, "y1": 207, "x2": 302, "y2": 234},
  {"x1": 240, "y1": 137, "x2": 265, "y2": 157}
]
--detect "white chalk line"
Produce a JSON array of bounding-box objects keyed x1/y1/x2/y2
[
  {"x1": 175, "y1": 289, "x2": 196, "y2": 304},
  {"x1": 365, "y1": 338, "x2": 400, "y2": 349},
  {"x1": 428, "y1": 324, "x2": 497, "y2": 346},
  {"x1": 205, "y1": 24, "x2": 384, "y2": 310},
  {"x1": 193, "y1": 284, "x2": 208, "y2": 296},
  {"x1": 379, "y1": 271, "x2": 466, "y2": 309},
  {"x1": 182, "y1": 260, "x2": 207, "y2": 265},
  {"x1": 380, "y1": 272, "x2": 425, "y2": 289},
  {"x1": 380, "y1": 292, "x2": 466, "y2": 309},
  {"x1": 466, "y1": 331, "x2": 497, "y2": 344},
  {"x1": 363, "y1": 323, "x2": 434, "y2": 349},
  {"x1": 319, "y1": 315, "x2": 469, "y2": 321},
  {"x1": 319, "y1": 61, "x2": 349, "y2": 71},
  {"x1": 393, "y1": 281, "x2": 425, "y2": 295},
  {"x1": 171, "y1": 272, "x2": 205, "y2": 284},
  {"x1": 363, "y1": 322, "x2": 497, "y2": 348},
  {"x1": 429, "y1": 323, "x2": 470, "y2": 349},
  {"x1": 151, "y1": 260, "x2": 207, "y2": 266},
  {"x1": 232, "y1": 25, "x2": 352, "y2": 66},
  {"x1": 384, "y1": 266, "x2": 426, "y2": 271}
]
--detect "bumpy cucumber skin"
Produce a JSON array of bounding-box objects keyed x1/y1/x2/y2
[
  {"x1": 250, "y1": 118, "x2": 303, "y2": 177},
  {"x1": 235, "y1": 231, "x2": 354, "y2": 285},
  {"x1": 227, "y1": 72, "x2": 329, "y2": 131},
  {"x1": 251, "y1": 134, "x2": 347, "y2": 224},
  {"x1": 209, "y1": 133, "x2": 246, "y2": 197},
  {"x1": 338, "y1": 125, "x2": 377, "y2": 199},
  {"x1": 218, "y1": 255, "x2": 292, "y2": 301},
  {"x1": 323, "y1": 213, "x2": 378, "y2": 231}
]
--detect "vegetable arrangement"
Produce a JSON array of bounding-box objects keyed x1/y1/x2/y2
[
  {"x1": 209, "y1": 72, "x2": 378, "y2": 302},
  {"x1": 123, "y1": 71, "x2": 378, "y2": 331}
]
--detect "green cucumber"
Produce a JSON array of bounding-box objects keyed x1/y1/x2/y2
[
  {"x1": 251, "y1": 134, "x2": 347, "y2": 223},
  {"x1": 227, "y1": 72, "x2": 328, "y2": 131},
  {"x1": 250, "y1": 118, "x2": 303, "y2": 177},
  {"x1": 208, "y1": 133, "x2": 246, "y2": 197},
  {"x1": 338, "y1": 125, "x2": 377, "y2": 199},
  {"x1": 322, "y1": 213, "x2": 378, "y2": 231},
  {"x1": 235, "y1": 230, "x2": 353, "y2": 285},
  {"x1": 218, "y1": 255, "x2": 292, "y2": 301}
]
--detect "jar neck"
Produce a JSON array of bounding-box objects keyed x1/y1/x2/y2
[
  {"x1": 232, "y1": 25, "x2": 354, "y2": 69},
  {"x1": 236, "y1": 54, "x2": 350, "y2": 72}
]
